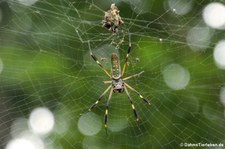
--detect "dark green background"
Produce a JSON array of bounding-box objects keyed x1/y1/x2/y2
[{"x1": 0, "y1": 0, "x2": 225, "y2": 149}]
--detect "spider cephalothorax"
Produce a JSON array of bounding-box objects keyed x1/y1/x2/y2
[
  {"x1": 102, "y1": 3, "x2": 124, "y2": 33},
  {"x1": 88, "y1": 36, "x2": 150, "y2": 132},
  {"x1": 112, "y1": 78, "x2": 124, "y2": 93}
]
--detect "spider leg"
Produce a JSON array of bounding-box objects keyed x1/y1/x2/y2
[
  {"x1": 124, "y1": 82, "x2": 151, "y2": 105},
  {"x1": 124, "y1": 86, "x2": 139, "y2": 122},
  {"x1": 104, "y1": 88, "x2": 113, "y2": 134},
  {"x1": 123, "y1": 71, "x2": 144, "y2": 81},
  {"x1": 122, "y1": 33, "x2": 131, "y2": 76},
  {"x1": 88, "y1": 85, "x2": 112, "y2": 111},
  {"x1": 103, "y1": 80, "x2": 112, "y2": 84},
  {"x1": 88, "y1": 41, "x2": 112, "y2": 78}
]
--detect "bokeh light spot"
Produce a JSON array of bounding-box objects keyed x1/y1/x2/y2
[
  {"x1": 10, "y1": 118, "x2": 28, "y2": 138},
  {"x1": 167, "y1": 0, "x2": 193, "y2": 15},
  {"x1": 213, "y1": 40, "x2": 225, "y2": 69},
  {"x1": 17, "y1": 0, "x2": 39, "y2": 6},
  {"x1": 203, "y1": 2, "x2": 225, "y2": 29},
  {"x1": 6, "y1": 135, "x2": 44, "y2": 149},
  {"x1": 163, "y1": 64, "x2": 190, "y2": 90},
  {"x1": 6, "y1": 138, "x2": 36, "y2": 149},
  {"x1": 28, "y1": 107, "x2": 55, "y2": 136},
  {"x1": 186, "y1": 25, "x2": 213, "y2": 52},
  {"x1": 220, "y1": 87, "x2": 225, "y2": 106},
  {"x1": 78, "y1": 112, "x2": 102, "y2": 136},
  {"x1": 109, "y1": 118, "x2": 128, "y2": 132}
]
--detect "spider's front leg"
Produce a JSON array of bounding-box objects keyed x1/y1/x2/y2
[
  {"x1": 123, "y1": 71, "x2": 144, "y2": 81},
  {"x1": 103, "y1": 80, "x2": 112, "y2": 85},
  {"x1": 88, "y1": 41, "x2": 112, "y2": 78},
  {"x1": 122, "y1": 34, "x2": 131, "y2": 76}
]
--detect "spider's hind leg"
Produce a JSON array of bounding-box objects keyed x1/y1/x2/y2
[
  {"x1": 104, "y1": 88, "x2": 113, "y2": 133},
  {"x1": 124, "y1": 86, "x2": 139, "y2": 122}
]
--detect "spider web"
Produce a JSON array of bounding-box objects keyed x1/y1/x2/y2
[{"x1": 1, "y1": 0, "x2": 225, "y2": 149}]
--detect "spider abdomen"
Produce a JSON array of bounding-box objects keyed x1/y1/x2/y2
[{"x1": 111, "y1": 53, "x2": 121, "y2": 78}]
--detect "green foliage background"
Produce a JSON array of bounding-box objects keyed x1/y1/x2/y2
[{"x1": 0, "y1": 0, "x2": 225, "y2": 149}]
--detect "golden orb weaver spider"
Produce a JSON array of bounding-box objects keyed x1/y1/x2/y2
[{"x1": 88, "y1": 35, "x2": 150, "y2": 133}]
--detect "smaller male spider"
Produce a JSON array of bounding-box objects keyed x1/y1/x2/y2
[
  {"x1": 102, "y1": 3, "x2": 124, "y2": 33},
  {"x1": 88, "y1": 35, "x2": 150, "y2": 132}
]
